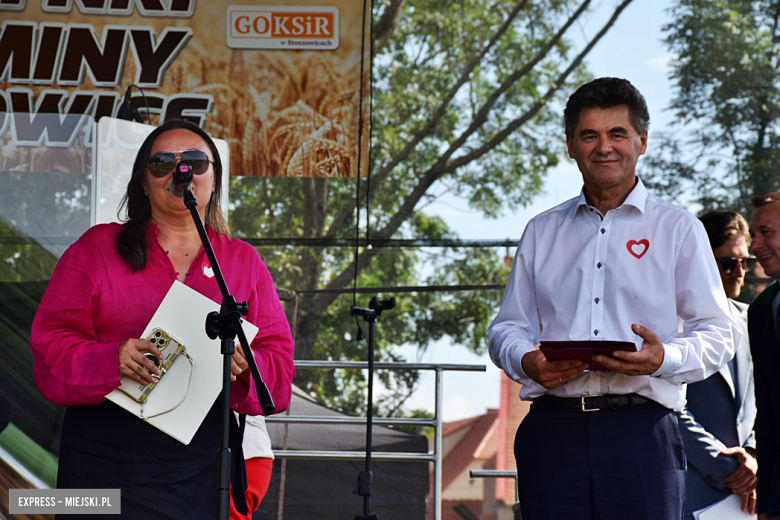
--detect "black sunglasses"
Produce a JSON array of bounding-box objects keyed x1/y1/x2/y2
[
  {"x1": 715, "y1": 257, "x2": 757, "y2": 273},
  {"x1": 147, "y1": 150, "x2": 213, "y2": 177}
]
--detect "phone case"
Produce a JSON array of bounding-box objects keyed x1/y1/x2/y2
[{"x1": 118, "y1": 328, "x2": 186, "y2": 403}]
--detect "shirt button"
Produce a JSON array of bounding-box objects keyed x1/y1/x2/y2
[
  {"x1": 597, "y1": 262, "x2": 602, "y2": 268},
  {"x1": 589, "y1": 208, "x2": 594, "y2": 212},
  {"x1": 594, "y1": 329, "x2": 599, "y2": 336},
  {"x1": 595, "y1": 298, "x2": 600, "y2": 304},
  {"x1": 601, "y1": 228, "x2": 606, "y2": 234}
]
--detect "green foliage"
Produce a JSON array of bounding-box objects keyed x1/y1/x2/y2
[
  {"x1": 649, "y1": 0, "x2": 780, "y2": 213},
  {"x1": 0, "y1": 220, "x2": 59, "y2": 282},
  {"x1": 0, "y1": 423, "x2": 59, "y2": 488},
  {"x1": 228, "y1": 0, "x2": 625, "y2": 415},
  {"x1": 0, "y1": 171, "x2": 89, "y2": 282},
  {"x1": 392, "y1": 408, "x2": 435, "y2": 437}
]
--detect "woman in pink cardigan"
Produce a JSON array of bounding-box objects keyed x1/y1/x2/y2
[{"x1": 30, "y1": 119, "x2": 294, "y2": 519}]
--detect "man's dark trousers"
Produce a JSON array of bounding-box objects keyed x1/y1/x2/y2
[{"x1": 515, "y1": 399, "x2": 686, "y2": 519}]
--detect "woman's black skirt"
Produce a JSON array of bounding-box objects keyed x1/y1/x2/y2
[{"x1": 57, "y1": 397, "x2": 222, "y2": 519}]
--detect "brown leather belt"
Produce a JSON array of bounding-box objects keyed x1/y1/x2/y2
[{"x1": 533, "y1": 393, "x2": 662, "y2": 412}]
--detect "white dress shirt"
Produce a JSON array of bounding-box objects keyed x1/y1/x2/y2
[
  {"x1": 487, "y1": 179, "x2": 740, "y2": 410},
  {"x1": 235, "y1": 412, "x2": 275, "y2": 459}
]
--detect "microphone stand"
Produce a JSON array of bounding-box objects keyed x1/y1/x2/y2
[
  {"x1": 174, "y1": 165, "x2": 275, "y2": 520},
  {"x1": 351, "y1": 296, "x2": 396, "y2": 520}
]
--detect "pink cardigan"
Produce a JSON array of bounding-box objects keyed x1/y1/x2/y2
[{"x1": 30, "y1": 222, "x2": 295, "y2": 415}]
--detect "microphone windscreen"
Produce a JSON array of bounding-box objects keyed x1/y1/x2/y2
[{"x1": 169, "y1": 179, "x2": 185, "y2": 198}]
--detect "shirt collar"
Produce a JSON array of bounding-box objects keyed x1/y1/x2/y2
[{"x1": 574, "y1": 176, "x2": 648, "y2": 217}]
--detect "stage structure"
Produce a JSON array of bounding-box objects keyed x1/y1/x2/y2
[
  {"x1": 0, "y1": 2, "x2": 417, "y2": 518},
  {"x1": 0, "y1": 0, "x2": 371, "y2": 178}
]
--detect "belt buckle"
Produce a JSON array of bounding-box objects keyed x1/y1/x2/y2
[{"x1": 581, "y1": 395, "x2": 599, "y2": 412}]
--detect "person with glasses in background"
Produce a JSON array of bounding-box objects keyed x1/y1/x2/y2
[
  {"x1": 677, "y1": 211, "x2": 758, "y2": 518},
  {"x1": 747, "y1": 193, "x2": 780, "y2": 520},
  {"x1": 30, "y1": 118, "x2": 294, "y2": 519}
]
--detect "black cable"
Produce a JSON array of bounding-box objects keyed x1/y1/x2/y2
[
  {"x1": 352, "y1": 0, "x2": 371, "y2": 340},
  {"x1": 364, "y1": 0, "x2": 374, "y2": 250},
  {"x1": 0, "y1": 236, "x2": 523, "y2": 248},
  {"x1": 239, "y1": 237, "x2": 519, "y2": 247},
  {"x1": 117, "y1": 84, "x2": 151, "y2": 124},
  {"x1": 289, "y1": 283, "x2": 507, "y2": 295},
  {"x1": 130, "y1": 84, "x2": 152, "y2": 124}
]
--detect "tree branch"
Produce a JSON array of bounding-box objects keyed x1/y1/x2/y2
[
  {"x1": 771, "y1": 1, "x2": 780, "y2": 44},
  {"x1": 375, "y1": 0, "x2": 533, "y2": 183},
  {"x1": 326, "y1": 0, "x2": 532, "y2": 238},
  {"x1": 377, "y1": 0, "x2": 633, "y2": 244},
  {"x1": 443, "y1": 0, "x2": 633, "y2": 174},
  {"x1": 316, "y1": 0, "x2": 633, "y2": 313},
  {"x1": 373, "y1": 0, "x2": 406, "y2": 57}
]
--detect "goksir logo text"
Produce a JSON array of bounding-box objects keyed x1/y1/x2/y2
[{"x1": 227, "y1": 6, "x2": 339, "y2": 50}]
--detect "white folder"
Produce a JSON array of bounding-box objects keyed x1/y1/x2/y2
[
  {"x1": 693, "y1": 493, "x2": 757, "y2": 520},
  {"x1": 106, "y1": 281, "x2": 259, "y2": 444}
]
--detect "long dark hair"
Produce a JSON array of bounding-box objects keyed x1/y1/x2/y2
[{"x1": 116, "y1": 119, "x2": 229, "y2": 271}]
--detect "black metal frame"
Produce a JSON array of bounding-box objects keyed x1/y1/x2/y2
[
  {"x1": 350, "y1": 296, "x2": 396, "y2": 520},
  {"x1": 181, "y1": 184, "x2": 275, "y2": 520}
]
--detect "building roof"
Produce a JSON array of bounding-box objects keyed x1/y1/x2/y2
[{"x1": 441, "y1": 408, "x2": 499, "y2": 491}]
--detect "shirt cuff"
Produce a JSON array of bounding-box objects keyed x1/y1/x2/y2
[
  {"x1": 509, "y1": 344, "x2": 536, "y2": 381},
  {"x1": 651, "y1": 342, "x2": 682, "y2": 378}
]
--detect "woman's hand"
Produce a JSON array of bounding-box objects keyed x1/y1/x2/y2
[
  {"x1": 118, "y1": 338, "x2": 163, "y2": 385},
  {"x1": 231, "y1": 344, "x2": 251, "y2": 387}
]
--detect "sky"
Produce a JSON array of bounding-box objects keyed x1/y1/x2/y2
[{"x1": 391, "y1": 0, "x2": 678, "y2": 422}]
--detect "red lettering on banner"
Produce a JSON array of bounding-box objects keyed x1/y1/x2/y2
[
  {"x1": 274, "y1": 16, "x2": 290, "y2": 35},
  {"x1": 271, "y1": 13, "x2": 333, "y2": 38},
  {"x1": 253, "y1": 16, "x2": 269, "y2": 34},
  {"x1": 229, "y1": 10, "x2": 334, "y2": 40},
  {"x1": 235, "y1": 16, "x2": 250, "y2": 34}
]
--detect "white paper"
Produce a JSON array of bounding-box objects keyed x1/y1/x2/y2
[
  {"x1": 106, "y1": 281, "x2": 258, "y2": 444},
  {"x1": 693, "y1": 494, "x2": 756, "y2": 520}
]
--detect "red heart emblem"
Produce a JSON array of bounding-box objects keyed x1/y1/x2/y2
[
  {"x1": 202, "y1": 261, "x2": 215, "y2": 280},
  {"x1": 626, "y1": 239, "x2": 649, "y2": 259}
]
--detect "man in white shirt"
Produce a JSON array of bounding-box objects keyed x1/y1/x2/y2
[{"x1": 487, "y1": 77, "x2": 740, "y2": 520}]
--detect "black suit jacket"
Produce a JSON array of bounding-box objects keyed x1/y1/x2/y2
[{"x1": 748, "y1": 282, "x2": 780, "y2": 516}]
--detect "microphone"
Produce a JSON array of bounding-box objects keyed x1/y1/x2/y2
[{"x1": 169, "y1": 161, "x2": 193, "y2": 197}]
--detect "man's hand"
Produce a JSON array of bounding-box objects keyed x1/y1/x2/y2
[
  {"x1": 722, "y1": 446, "x2": 758, "y2": 495},
  {"x1": 593, "y1": 324, "x2": 664, "y2": 375},
  {"x1": 740, "y1": 490, "x2": 757, "y2": 515},
  {"x1": 521, "y1": 350, "x2": 588, "y2": 389}
]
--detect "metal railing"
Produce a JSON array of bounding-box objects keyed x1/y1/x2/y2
[
  {"x1": 266, "y1": 360, "x2": 486, "y2": 520},
  {"x1": 469, "y1": 469, "x2": 521, "y2": 520}
]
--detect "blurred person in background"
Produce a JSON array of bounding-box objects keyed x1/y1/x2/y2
[
  {"x1": 230, "y1": 414, "x2": 274, "y2": 519},
  {"x1": 677, "y1": 210, "x2": 757, "y2": 518},
  {"x1": 748, "y1": 193, "x2": 780, "y2": 520}
]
